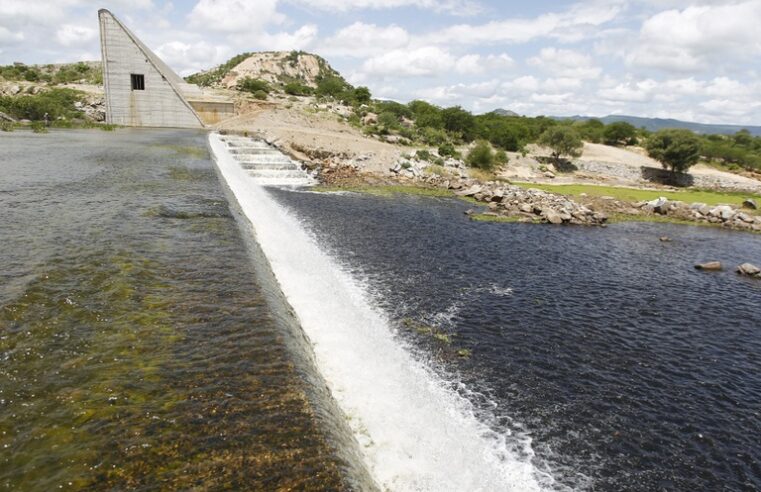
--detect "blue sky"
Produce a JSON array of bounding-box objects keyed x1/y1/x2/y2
[{"x1": 2, "y1": 0, "x2": 761, "y2": 125}]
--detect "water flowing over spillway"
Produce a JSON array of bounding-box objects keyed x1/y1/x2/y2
[{"x1": 209, "y1": 133, "x2": 546, "y2": 491}]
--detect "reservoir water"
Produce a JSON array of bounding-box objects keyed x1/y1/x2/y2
[
  {"x1": 2, "y1": 129, "x2": 761, "y2": 490},
  {"x1": 0, "y1": 130, "x2": 371, "y2": 490}
]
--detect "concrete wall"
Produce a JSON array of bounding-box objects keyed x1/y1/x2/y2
[
  {"x1": 189, "y1": 100, "x2": 236, "y2": 125},
  {"x1": 98, "y1": 10, "x2": 203, "y2": 129}
]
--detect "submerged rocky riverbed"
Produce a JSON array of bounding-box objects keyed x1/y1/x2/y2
[{"x1": 0, "y1": 129, "x2": 370, "y2": 490}]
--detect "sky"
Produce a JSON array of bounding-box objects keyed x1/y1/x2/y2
[{"x1": 1, "y1": 0, "x2": 761, "y2": 125}]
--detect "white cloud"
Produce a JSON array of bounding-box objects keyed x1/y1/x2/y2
[
  {"x1": 320, "y1": 22, "x2": 409, "y2": 57},
  {"x1": 255, "y1": 24, "x2": 319, "y2": 51},
  {"x1": 188, "y1": 0, "x2": 284, "y2": 33},
  {"x1": 56, "y1": 24, "x2": 97, "y2": 47},
  {"x1": 362, "y1": 46, "x2": 456, "y2": 77},
  {"x1": 627, "y1": 1, "x2": 761, "y2": 72},
  {"x1": 528, "y1": 47, "x2": 602, "y2": 79},
  {"x1": 455, "y1": 53, "x2": 513, "y2": 74},
  {"x1": 598, "y1": 79, "x2": 658, "y2": 103},
  {"x1": 290, "y1": 0, "x2": 483, "y2": 15}
]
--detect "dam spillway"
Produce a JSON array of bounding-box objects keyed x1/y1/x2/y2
[{"x1": 219, "y1": 135, "x2": 314, "y2": 186}]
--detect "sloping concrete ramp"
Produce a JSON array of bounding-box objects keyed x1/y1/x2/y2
[
  {"x1": 215, "y1": 134, "x2": 314, "y2": 186},
  {"x1": 98, "y1": 9, "x2": 204, "y2": 128}
]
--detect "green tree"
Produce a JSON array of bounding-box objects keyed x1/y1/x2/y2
[
  {"x1": 316, "y1": 76, "x2": 347, "y2": 98},
  {"x1": 352, "y1": 86, "x2": 372, "y2": 105},
  {"x1": 408, "y1": 100, "x2": 444, "y2": 129},
  {"x1": 603, "y1": 121, "x2": 638, "y2": 146},
  {"x1": 377, "y1": 111, "x2": 400, "y2": 129},
  {"x1": 539, "y1": 126, "x2": 583, "y2": 163},
  {"x1": 646, "y1": 129, "x2": 702, "y2": 176},
  {"x1": 574, "y1": 119, "x2": 605, "y2": 143},
  {"x1": 466, "y1": 140, "x2": 495, "y2": 170},
  {"x1": 442, "y1": 106, "x2": 476, "y2": 141}
]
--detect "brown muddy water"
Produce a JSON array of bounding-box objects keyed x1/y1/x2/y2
[{"x1": 0, "y1": 129, "x2": 371, "y2": 490}]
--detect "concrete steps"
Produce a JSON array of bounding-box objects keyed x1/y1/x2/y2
[{"x1": 219, "y1": 135, "x2": 314, "y2": 187}]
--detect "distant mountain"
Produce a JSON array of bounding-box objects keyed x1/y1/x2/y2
[
  {"x1": 560, "y1": 114, "x2": 761, "y2": 136},
  {"x1": 492, "y1": 108, "x2": 520, "y2": 117}
]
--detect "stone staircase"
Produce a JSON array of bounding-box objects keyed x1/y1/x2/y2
[{"x1": 219, "y1": 135, "x2": 314, "y2": 186}]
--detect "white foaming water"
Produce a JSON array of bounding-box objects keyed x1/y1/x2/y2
[{"x1": 209, "y1": 133, "x2": 547, "y2": 491}]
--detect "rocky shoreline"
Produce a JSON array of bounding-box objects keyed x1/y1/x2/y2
[{"x1": 244, "y1": 133, "x2": 761, "y2": 233}]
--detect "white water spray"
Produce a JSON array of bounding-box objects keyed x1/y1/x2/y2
[{"x1": 209, "y1": 133, "x2": 545, "y2": 491}]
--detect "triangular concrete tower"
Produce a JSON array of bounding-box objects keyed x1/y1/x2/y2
[{"x1": 98, "y1": 9, "x2": 205, "y2": 128}]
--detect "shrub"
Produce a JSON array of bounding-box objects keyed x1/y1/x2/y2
[
  {"x1": 0, "y1": 88, "x2": 86, "y2": 121},
  {"x1": 253, "y1": 90, "x2": 268, "y2": 100},
  {"x1": 646, "y1": 129, "x2": 701, "y2": 175},
  {"x1": 495, "y1": 149, "x2": 509, "y2": 165},
  {"x1": 420, "y1": 127, "x2": 449, "y2": 146},
  {"x1": 438, "y1": 141, "x2": 458, "y2": 158},
  {"x1": 466, "y1": 140, "x2": 495, "y2": 170},
  {"x1": 30, "y1": 121, "x2": 48, "y2": 133},
  {"x1": 378, "y1": 111, "x2": 400, "y2": 129},
  {"x1": 284, "y1": 82, "x2": 313, "y2": 96},
  {"x1": 415, "y1": 149, "x2": 433, "y2": 161},
  {"x1": 0, "y1": 121, "x2": 14, "y2": 132},
  {"x1": 238, "y1": 77, "x2": 270, "y2": 94},
  {"x1": 539, "y1": 126, "x2": 583, "y2": 163}
]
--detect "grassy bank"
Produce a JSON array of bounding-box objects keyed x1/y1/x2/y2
[{"x1": 513, "y1": 182, "x2": 761, "y2": 207}]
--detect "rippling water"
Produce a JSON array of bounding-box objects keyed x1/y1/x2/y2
[
  {"x1": 0, "y1": 130, "x2": 369, "y2": 490},
  {"x1": 271, "y1": 188, "x2": 761, "y2": 491}
]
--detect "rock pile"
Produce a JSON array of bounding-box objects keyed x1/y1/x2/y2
[
  {"x1": 638, "y1": 197, "x2": 761, "y2": 232},
  {"x1": 390, "y1": 155, "x2": 466, "y2": 180},
  {"x1": 420, "y1": 175, "x2": 608, "y2": 226}
]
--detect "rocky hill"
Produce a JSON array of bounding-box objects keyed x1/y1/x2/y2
[{"x1": 186, "y1": 51, "x2": 344, "y2": 90}]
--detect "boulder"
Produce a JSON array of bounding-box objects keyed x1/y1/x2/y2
[
  {"x1": 743, "y1": 198, "x2": 758, "y2": 210},
  {"x1": 647, "y1": 197, "x2": 669, "y2": 215},
  {"x1": 543, "y1": 210, "x2": 563, "y2": 225},
  {"x1": 736, "y1": 263, "x2": 761, "y2": 277},
  {"x1": 735, "y1": 212, "x2": 754, "y2": 224},
  {"x1": 362, "y1": 112, "x2": 378, "y2": 125},
  {"x1": 695, "y1": 262, "x2": 723, "y2": 271},
  {"x1": 456, "y1": 184, "x2": 483, "y2": 197},
  {"x1": 710, "y1": 205, "x2": 734, "y2": 221},
  {"x1": 519, "y1": 203, "x2": 533, "y2": 214}
]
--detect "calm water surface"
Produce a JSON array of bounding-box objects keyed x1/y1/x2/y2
[
  {"x1": 0, "y1": 130, "x2": 368, "y2": 490},
  {"x1": 272, "y1": 187, "x2": 761, "y2": 491}
]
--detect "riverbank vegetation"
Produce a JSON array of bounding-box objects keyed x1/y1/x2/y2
[
  {"x1": 0, "y1": 88, "x2": 87, "y2": 121},
  {"x1": 0, "y1": 62, "x2": 101, "y2": 85}
]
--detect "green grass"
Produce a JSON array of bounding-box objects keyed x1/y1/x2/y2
[
  {"x1": 513, "y1": 182, "x2": 761, "y2": 207},
  {"x1": 470, "y1": 214, "x2": 527, "y2": 223}
]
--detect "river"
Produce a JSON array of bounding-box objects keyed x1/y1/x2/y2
[{"x1": 2, "y1": 129, "x2": 760, "y2": 491}]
